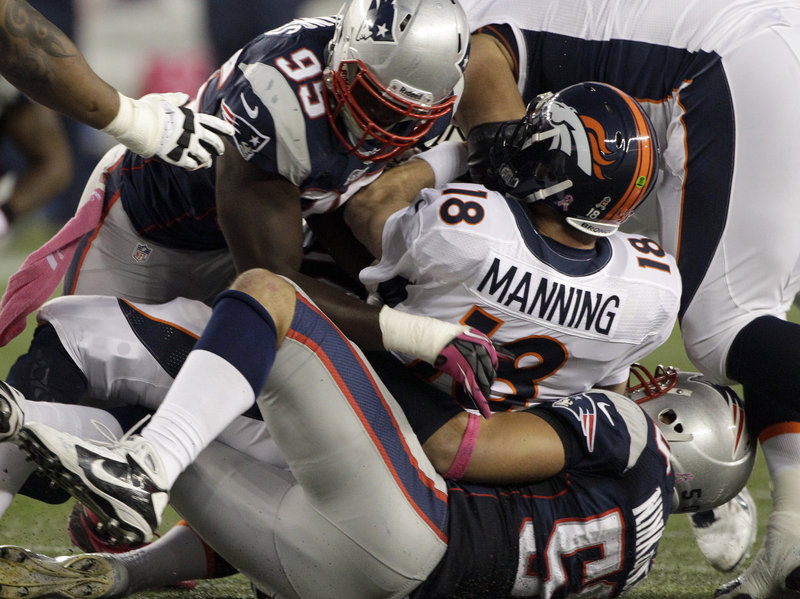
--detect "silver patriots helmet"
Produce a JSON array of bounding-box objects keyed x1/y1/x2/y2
[
  {"x1": 325, "y1": 0, "x2": 469, "y2": 161},
  {"x1": 627, "y1": 364, "x2": 755, "y2": 514}
]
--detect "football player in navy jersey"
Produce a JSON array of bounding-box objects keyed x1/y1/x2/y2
[
  {"x1": 8, "y1": 268, "x2": 753, "y2": 599},
  {"x1": 0, "y1": 0, "x2": 501, "y2": 457},
  {"x1": 0, "y1": 0, "x2": 522, "y2": 565},
  {"x1": 445, "y1": 1, "x2": 800, "y2": 590}
]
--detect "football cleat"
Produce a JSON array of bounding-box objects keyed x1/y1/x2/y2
[
  {"x1": 0, "y1": 545, "x2": 127, "y2": 599},
  {"x1": 691, "y1": 487, "x2": 758, "y2": 572},
  {"x1": 18, "y1": 422, "x2": 168, "y2": 545},
  {"x1": 66, "y1": 503, "x2": 196, "y2": 590},
  {"x1": 0, "y1": 380, "x2": 26, "y2": 442},
  {"x1": 68, "y1": 501, "x2": 150, "y2": 554},
  {"x1": 715, "y1": 510, "x2": 800, "y2": 598}
]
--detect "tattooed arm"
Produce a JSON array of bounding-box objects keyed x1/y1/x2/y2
[
  {"x1": 0, "y1": 0, "x2": 234, "y2": 169},
  {"x1": 0, "y1": 0, "x2": 118, "y2": 128}
]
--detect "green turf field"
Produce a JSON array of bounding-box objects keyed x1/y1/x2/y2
[{"x1": 0, "y1": 219, "x2": 778, "y2": 598}]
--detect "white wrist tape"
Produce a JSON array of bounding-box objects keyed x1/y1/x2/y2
[
  {"x1": 379, "y1": 305, "x2": 467, "y2": 364},
  {"x1": 410, "y1": 140, "x2": 468, "y2": 189},
  {"x1": 101, "y1": 91, "x2": 161, "y2": 158}
]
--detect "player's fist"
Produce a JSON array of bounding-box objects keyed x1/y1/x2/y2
[{"x1": 435, "y1": 328, "x2": 499, "y2": 419}]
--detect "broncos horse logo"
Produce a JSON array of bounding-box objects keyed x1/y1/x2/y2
[
  {"x1": 356, "y1": 0, "x2": 397, "y2": 43},
  {"x1": 545, "y1": 99, "x2": 616, "y2": 180}
]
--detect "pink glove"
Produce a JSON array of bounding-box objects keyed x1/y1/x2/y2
[{"x1": 435, "y1": 328, "x2": 501, "y2": 419}]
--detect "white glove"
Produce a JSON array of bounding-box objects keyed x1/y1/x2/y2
[{"x1": 101, "y1": 91, "x2": 236, "y2": 171}]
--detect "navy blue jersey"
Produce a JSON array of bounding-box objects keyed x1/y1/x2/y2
[
  {"x1": 414, "y1": 391, "x2": 674, "y2": 598},
  {"x1": 114, "y1": 17, "x2": 451, "y2": 250}
]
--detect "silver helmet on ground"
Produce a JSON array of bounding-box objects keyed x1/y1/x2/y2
[{"x1": 627, "y1": 364, "x2": 755, "y2": 514}]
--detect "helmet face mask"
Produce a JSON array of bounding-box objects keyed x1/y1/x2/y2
[
  {"x1": 324, "y1": 58, "x2": 453, "y2": 160},
  {"x1": 627, "y1": 364, "x2": 756, "y2": 514},
  {"x1": 325, "y1": 0, "x2": 470, "y2": 161},
  {"x1": 488, "y1": 82, "x2": 660, "y2": 236}
]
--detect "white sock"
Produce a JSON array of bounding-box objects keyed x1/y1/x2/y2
[
  {"x1": 114, "y1": 523, "x2": 211, "y2": 593},
  {"x1": 0, "y1": 443, "x2": 35, "y2": 517},
  {"x1": 768, "y1": 467, "x2": 800, "y2": 513},
  {"x1": 761, "y1": 432, "x2": 800, "y2": 480},
  {"x1": 141, "y1": 350, "x2": 255, "y2": 488}
]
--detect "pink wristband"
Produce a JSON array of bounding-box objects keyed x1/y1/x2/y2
[{"x1": 443, "y1": 412, "x2": 481, "y2": 480}]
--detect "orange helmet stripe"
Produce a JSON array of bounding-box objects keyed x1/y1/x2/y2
[{"x1": 604, "y1": 89, "x2": 655, "y2": 222}]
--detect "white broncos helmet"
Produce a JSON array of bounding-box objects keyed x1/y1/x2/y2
[
  {"x1": 626, "y1": 364, "x2": 756, "y2": 514},
  {"x1": 325, "y1": 0, "x2": 470, "y2": 160}
]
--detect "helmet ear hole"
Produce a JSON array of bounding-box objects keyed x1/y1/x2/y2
[{"x1": 658, "y1": 408, "x2": 678, "y2": 427}]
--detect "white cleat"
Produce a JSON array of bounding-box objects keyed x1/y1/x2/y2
[
  {"x1": 0, "y1": 380, "x2": 26, "y2": 443},
  {"x1": 715, "y1": 510, "x2": 800, "y2": 598},
  {"x1": 0, "y1": 545, "x2": 128, "y2": 599},
  {"x1": 18, "y1": 422, "x2": 168, "y2": 545},
  {"x1": 690, "y1": 487, "x2": 757, "y2": 572}
]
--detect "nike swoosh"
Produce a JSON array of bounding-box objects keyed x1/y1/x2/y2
[{"x1": 240, "y1": 93, "x2": 259, "y2": 119}]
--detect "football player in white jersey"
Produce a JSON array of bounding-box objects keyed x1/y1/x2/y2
[
  {"x1": 342, "y1": 81, "x2": 681, "y2": 481},
  {"x1": 3, "y1": 268, "x2": 755, "y2": 599},
  {"x1": 444, "y1": 1, "x2": 795, "y2": 588},
  {"x1": 350, "y1": 82, "x2": 678, "y2": 414}
]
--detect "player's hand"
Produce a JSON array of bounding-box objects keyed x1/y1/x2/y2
[
  {"x1": 148, "y1": 92, "x2": 235, "y2": 170},
  {"x1": 435, "y1": 328, "x2": 500, "y2": 419},
  {"x1": 103, "y1": 92, "x2": 236, "y2": 171}
]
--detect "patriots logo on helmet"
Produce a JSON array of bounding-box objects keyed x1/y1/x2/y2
[
  {"x1": 356, "y1": 0, "x2": 397, "y2": 43},
  {"x1": 715, "y1": 383, "x2": 748, "y2": 456}
]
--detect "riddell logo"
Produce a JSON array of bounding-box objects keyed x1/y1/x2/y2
[{"x1": 398, "y1": 85, "x2": 425, "y2": 101}]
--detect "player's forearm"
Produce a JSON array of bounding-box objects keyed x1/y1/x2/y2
[
  {"x1": 290, "y1": 270, "x2": 386, "y2": 350},
  {"x1": 345, "y1": 159, "x2": 434, "y2": 257},
  {"x1": 424, "y1": 411, "x2": 566, "y2": 484},
  {"x1": 0, "y1": 0, "x2": 119, "y2": 128}
]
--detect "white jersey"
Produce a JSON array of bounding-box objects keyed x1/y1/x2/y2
[
  {"x1": 37, "y1": 295, "x2": 211, "y2": 412},
  {"x1": 361, "y1": 184, "x2": 681, "y2": 410},
  {"x1": 456, "y1": 0, "x2": 800, "y2": 385},
  {"x1": 460, "y1": 0, "x2": 796, "y2": 58}
]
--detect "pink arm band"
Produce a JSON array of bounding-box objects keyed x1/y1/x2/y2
[{"x1": 443, "y1": 412, "x2": 481, "y2": 480}]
